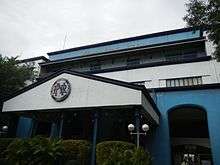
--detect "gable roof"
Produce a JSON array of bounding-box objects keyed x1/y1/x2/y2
[
  {"x1": 18, "y1": 56, "x2": 49, "y2": 63},
  {"x1": 2, "y1": 69, "x2": 160, "y2": 116}
]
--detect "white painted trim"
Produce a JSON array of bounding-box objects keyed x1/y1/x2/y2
[{"x1": 141, "y1": 93, "x2": 159, "y2": 124}]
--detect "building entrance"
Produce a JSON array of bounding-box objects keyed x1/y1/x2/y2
[
  {"x1": 168, "y1": 106, "x2": 213, "y2": 165},
  {"x1": 172, "y1": 145, "x2": 212, "y2": 165},
  {"x1": 62, "y1": 111, "x2": 93, "y2": 140}
]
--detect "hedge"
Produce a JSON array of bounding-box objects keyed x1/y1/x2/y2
[
  {"x1": 2, "y1": 138, "x2": 151, "y2": 165},
  {"x1": 62, "y1": 140, "x2": 91, "y2": 165},
  {"x1": 96, "y1": 141, "x2": 135, "y2": 165},
  {"x1": 0, "y1": 137, "x2": 91, "y2": 165},
  {"x1": 0, "y1": 138, "x2": 14, "y2": 158},
  {"x1": 5, "y1": 137, "x2": 64, "y2": 165}
]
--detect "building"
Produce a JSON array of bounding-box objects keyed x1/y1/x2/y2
[
  {"x1": 18, "y1": 56, "x2": 49, "y2": 85},
  {"x1": 2, "y1": 27, "x2": 220, "y2": 165}
]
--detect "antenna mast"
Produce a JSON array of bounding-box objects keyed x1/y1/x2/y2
[{"x1": 62, "y1": 34, "x2": 67, "y2": 49}]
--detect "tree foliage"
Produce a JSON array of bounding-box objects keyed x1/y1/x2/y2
[
  {"x1": 183, "y1": 0, "x2": 220, "y2": 60},
  {"x1": 0, "y1": 55, "x2": 34, "y2": 101}
]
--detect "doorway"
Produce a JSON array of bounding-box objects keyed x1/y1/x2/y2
[{"x1": 168, "y1": 106, "x2": 213, "y2": 165}]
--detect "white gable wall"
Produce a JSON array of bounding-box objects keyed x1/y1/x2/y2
[{"x1": 2, "y1": 73, "x2": 142, "y2": 112}]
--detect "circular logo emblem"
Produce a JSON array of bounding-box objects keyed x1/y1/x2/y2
[{"x1": 50, "y1": 78, "x2": 71, "y2": 102}]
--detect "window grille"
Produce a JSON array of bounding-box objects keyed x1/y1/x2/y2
[{"x1": 166, "y1": 77, "x2": 202, "y2": 87}]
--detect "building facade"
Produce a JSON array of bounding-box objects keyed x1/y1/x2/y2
[
  {"x1": 18, "y1": 56, "x2": 49, "y2": 85},
  {"x1": 2, "y1": 27, "x2": 220, "y2": 165}
]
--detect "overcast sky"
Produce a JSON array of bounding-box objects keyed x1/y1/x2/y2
[{"x1": 0, "y1": 0, "x2": 188, "y2": 59}]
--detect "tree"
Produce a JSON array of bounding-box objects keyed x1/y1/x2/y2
[
  {"x1": 0, "y1": 55, "x2": 35, "y2": 137},
  {"x1": 183, "y1": 0, "x2": 220, "y2": 60},
  {"x1": 0, "y1": 55, "x2": 34, "y2": 101}
]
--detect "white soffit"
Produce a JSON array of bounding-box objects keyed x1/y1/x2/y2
[{"x1": 141, "y1": 93, "x2": 159, "y2": 124}]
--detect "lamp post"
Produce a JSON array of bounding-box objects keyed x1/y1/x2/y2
[
  {"x1": 128, "y1": 123, "x2": 149, "y2": 148},
  {"x1": 2, "y1": 125, "x2": 8, "y2": 132},
  {"x1": 0, "y1": 125, "x2": 8, "y2": 137}
]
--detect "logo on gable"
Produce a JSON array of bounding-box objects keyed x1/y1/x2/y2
[{"x1": 51, "y1": 78, "x2": 71, "y2": 102}]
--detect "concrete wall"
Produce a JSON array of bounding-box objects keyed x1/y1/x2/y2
[
  {"x1": 96, "y1": 60, "x2": 220, "y2": 88},
  {"x1": 150, "y1": 89, "x2": 220, "y2": 165}
]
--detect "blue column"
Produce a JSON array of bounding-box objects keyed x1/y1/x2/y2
[
  {"x1": 91, "y1": 111, "x2": 98, "y2": 165},
  {"x1": 150, "y1": 115, "x2": 171, "y2": 165},
  {"x1": 16, "y1": 117, "x2": 33, "y2": 138},
  {"x1": 58, "y1": 113, "x2": 64, "y2": 138},
  {"x1": 31, "y1": 119, "x2": 38, "y2": 137},
  {"x1": 206, "y1": 104, "x2": 220, "y2": 165},
  {"x1": 50, "y1": 122, "x2": 59, "y2": 138}
]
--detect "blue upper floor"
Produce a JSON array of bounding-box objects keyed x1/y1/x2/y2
[{"x1": 48, "y1": 27, "x2": 202, "y2": 61}]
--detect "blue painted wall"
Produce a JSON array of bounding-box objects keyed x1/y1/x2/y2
[{"x1": 150, "y1": 89, "x2": 220, "y2": 165}]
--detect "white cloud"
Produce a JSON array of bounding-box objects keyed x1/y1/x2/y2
[{"x1": 0, "y1": 0, "x2": 188, "y2": 59}]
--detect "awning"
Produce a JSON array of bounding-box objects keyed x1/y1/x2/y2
[{"x1": 2, "y1": 69, "x2": 160, "y2": 124}]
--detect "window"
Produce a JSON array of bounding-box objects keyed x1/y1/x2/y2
[
  {"x1": 165, "y1": 48, "x2": 198, "y2": 62},
  {"x1": 182, "y1": 49, "x2": 198, "y2": 59},
  {"x1": 90, "y1": 62, "x2": 101, "y2": 71},
  {"x1": 166, "y1": 77, "x2": 202, "y2": 87},
  {"x1": 183, "y1": 51, "x2": 197, "y2": 59},
  {"x1": 164, "y1": 49, "x2": 182, "y2": 62},
  {"x1": 127, "y1": 58, "x2": 140, "y2": 66}
]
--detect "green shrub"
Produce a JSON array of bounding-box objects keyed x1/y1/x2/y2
[
  {"x1": 96, "y1": 141, "x2": 152, "y2": 165},
  {"x1": 103, "y1": 147, "x2": 152, "y2": 165},
  {"x1": 29, "y1": 137, "x2": 64, "y2": 165},
  {"x1": 96, "y1": 141, "x2": 135, "y2": 165},
  {"x1": 0, "y1": 138, "x2": 14, "y2": 158},
  {"x1": 62, "y1": 140, "x2": 91, "y2": 165},
  {"x1": 0, "y1": 158, "x2": 9, "y2": 165},
  {"x1": 5, "y1": 136, "x2": 64, "y2": 165},
  {"x1": 6, "y1": 138, "x2": 31, "y2": 165},
  {"x1": 4, "y1": 137, "x2": 91, "y2": 165},
  {"x1": 130, "y1": 147, "x2": 152, "y2": 165}
]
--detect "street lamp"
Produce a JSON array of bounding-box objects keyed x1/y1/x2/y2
[
  {"x1": 2, "y1": 125, "x2": 8, "y2": 132},
  {"x1": 128, "y1": 124, "x2": 135, "y2": 132},
  {"x1": 128, "y1": 123, "x2": 149, "y2": 148},
  {"x1": 142, "y1": 124, "x2": 149, "y2": 132},
  {"x1": 0, "y1": 125, "x2": 8, "y2": 137}
]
